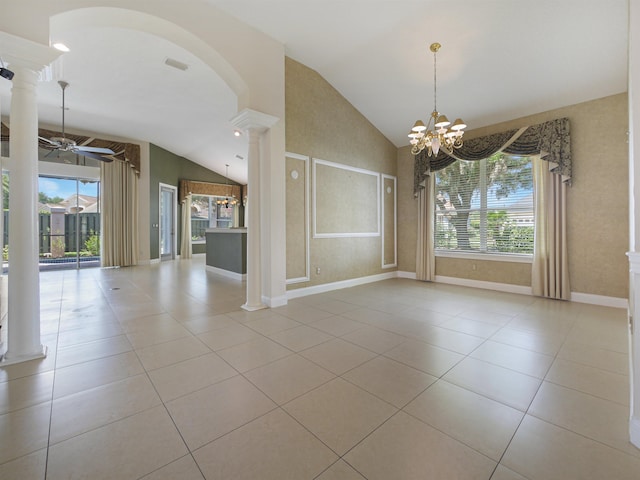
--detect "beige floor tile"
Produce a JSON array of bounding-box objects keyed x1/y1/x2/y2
[
  {"x1": 443, "y1": 357, "x2": 541, "y2": 411},
  {"x1": 344, "y1": 411, "x2": 496, "y2": 480},
  {"x1": 244, "y1": 314, "x2": 301, "y2": 335},
  {"x1": 50, "y1": 373, "x2": 161, "y2": 444},
  {"x1": 0, "y1": 448, "x2": 47, "y2": 480},
  {"x1": 309, "y1": 315, "x2": 364, "y2": 336},
  {"x1": 529, "y1": 381, "x2": 638, "y2": 457},
  {"x1": 55, "y1": 334, "x2": 133, "y2": 368},
  {"x1": 180, "y1": 314, "x2": 237, "y2": 335},
  {"x1": 507, "y1": 312, "x2": 574, "y2": 336},
  {"x1": 340, "y1": 325, "x2": 406, "y2": 353},
  {"x1": 244, "y1": 354, "x2": 335, "y2": 405},
  {"x1": 56, "y1": 321, "x2": 124, "y2": 347},
  {"x1": 490, "y1": 464, "x2": 529, "y2": 480},
  {"x1": 502, "y1": 415, "x2": 640, "y2": 480},
  {"x1": 273, "y1": 303, "x2": 336, "y2": 323},
  {"x1": 0, "y1": 371, "x2": 54, "y2": 414},
  {"x1": 283, "y1": 377, "x2": 397, "y2": 455},
  {"x1": 545, "y1": 358, "x2": 629, "y2": 406},
  {"x1": 148, "y1": 353, "x2": 238, "y2": 402},
  {"x1": 0, "y1": 402, "x2": 51, "y2": 464},
  {"x1": 343, "y1": 356, "x2": 436, "y2": 408},
  {"x1": 314, "y1": 299, "x2": 360, "y2": 315},
  {"x1": 268, "y1": 325, "x2": 333, "y2": 352},
  {"x1": 470, "y1": 340, "x2": 554, "y2": 378},
  {"x1": 217, "y1": 337, "x2": 292, "y2": 372},
  {"x1": 300, "y1": 338, "x2": 377, "y2": 375},
  {"x1": 559, "y1": 340, "x2": 629, "y2": 376},
  {"x1": 315, "y1": 460, "x2": 366, "y2": 479},
  {"x1": 404, "y1": 380, "x2": 524, "y2": 461},
  {"x1": 340, "y1": 307, "x2": 396, "y2": 326},
  {"x1": 398, "y1": 306, "x2": 454, "y2": 325},
  {"x1": 126, "y1": 321, "x2": 191, "y2": 349},
  {"x1": 196, "y1": 323, "x2": 263, "y2": 351},
  {"x1": 567, "y1": 321, "x2": 628, "y2": 353},
  {"x1": 136, "y1": 335, "x2": 211, "y2": 371},
  {"x1": 46, "y1": 405, "x2": 188, "y2": 480},
  {"x1": 490, "y1": 327, "x2": 564, "y2": 356},
  {"x1": 193, "y1": 408, "x2": 337, "y2": 480},
  {"x1": 139, "y1": 454, "x2": 204, "y2": 480},
  {"x1": 53, "y1": 351, "x2": 144, "y2": 399},
  {"x1": 166, "y1": 375, "x2": 276, "y2": 450},
  {"x1": 439, "y1": 317, "x2": 502, "y2": 338},
  {"x1": 383, "y1": 339, "x2": 464, "y2": 377},
  {"x1": 412, "y1": 325, "x2": 485, "y2": 355},
  {"x1": 457, "y1": 309, "x2": 515, "y2": 326}
]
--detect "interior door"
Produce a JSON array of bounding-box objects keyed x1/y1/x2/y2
[{"x1": 160, "y1": 184, "x2": 177, "y2": 260}]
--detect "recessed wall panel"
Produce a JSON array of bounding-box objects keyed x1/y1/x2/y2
[
  {"x1": 313, "y1": 158, "x2": 380, "y2": 238},
  {"x1": 286, "y1": 153, "x2": 310, "y2": 283}
]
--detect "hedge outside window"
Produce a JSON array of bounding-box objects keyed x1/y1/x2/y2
[{"x1": 434, "y1": 153, "x2": 533, "y2": 255}]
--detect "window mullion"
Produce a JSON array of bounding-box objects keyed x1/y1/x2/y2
[{"x1": 479, "y1": 159, "x2": 487, "y2": 252}]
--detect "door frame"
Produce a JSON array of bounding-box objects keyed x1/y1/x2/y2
[{"x1": 159, "y1": 183, "x2": 178, "y2": 261}]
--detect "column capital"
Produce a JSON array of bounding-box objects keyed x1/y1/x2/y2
[
  {"x1": 0, "y1": 30, "x2": 61, "y2": 73},
  {"x1": 230, "y1": 108, "x2": 279, "y2": 134}
]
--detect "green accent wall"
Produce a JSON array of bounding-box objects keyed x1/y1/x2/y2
[{"x1": 149, "y1": 144, "x2": 241, "y2": 259}]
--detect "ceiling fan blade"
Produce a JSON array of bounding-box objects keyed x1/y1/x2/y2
[
  {"x1": 72, "y1": 148, "x2": 113, "y2": 163},
  {"x1": 75, "y1": 145, "x2": 115, "y2": 155},
  {"x1": 38, "y1": 136, "x2": 60, "y2": 146}
]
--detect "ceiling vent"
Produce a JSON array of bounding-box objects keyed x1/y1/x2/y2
[{"x1": 164, "y1": 57, "x2": 189, "y2": 71}]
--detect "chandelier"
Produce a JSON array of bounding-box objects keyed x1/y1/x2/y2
[
  {"x1": 216, "y1": 164, "x2": 238, "y2": 207},
  {"x1": 409, "y1": 42, "x2": 466, "y2": 156}
]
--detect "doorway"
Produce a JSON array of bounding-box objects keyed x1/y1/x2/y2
[
  {"x1": 37, "y1": 175, "x2": 101, "y2": 271},
  {"x1": 159, "y1": 183, "x2": 177, "y2": 261}
]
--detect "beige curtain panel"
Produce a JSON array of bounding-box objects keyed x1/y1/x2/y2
[
  {"x1": 180, "y1": 194, "x2": 193, "y2": 260},
  {"x1": 532, "y1": 157, "x2": 570, "y2": 300},
  {"x1": 416, "y1": 175, "x2": 435, "y2": 282},
  {"x1": 101, "y1": 160, "x2": 139, "y2": 267}
]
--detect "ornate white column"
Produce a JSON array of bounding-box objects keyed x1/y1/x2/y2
[
  {"x1": 629, "y1": 0, "x2": 640, "y2": 449},
  {"x1": 231, "y1": 108, "x2": 278, "y2": 311},
  {"x1": 1, "y1": 32, "x2": 61, "y2": 365}
]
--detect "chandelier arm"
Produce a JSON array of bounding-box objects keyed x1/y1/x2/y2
[{"x1": 433, "y1": 47, "x2": 437, "y2": 113}]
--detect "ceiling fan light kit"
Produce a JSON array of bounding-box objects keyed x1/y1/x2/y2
[{"x1": 39, "y1": 80, "x2": 116, "y2": 162}]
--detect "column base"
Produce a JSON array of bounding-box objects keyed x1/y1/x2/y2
[
  {"x1": 241, "y1": 303, "x2": 268, "y2": 312},
  {"x1": 1, "y1": 345, "x2": 47, "y2": 366}
]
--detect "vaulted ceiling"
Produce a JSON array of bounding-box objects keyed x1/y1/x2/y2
[{"x1": 0, "y1": 0, "x2": 628, "y2": 184}]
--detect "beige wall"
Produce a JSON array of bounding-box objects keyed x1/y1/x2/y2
[
  {"x1": 398, "y1": 93, "x2": 629, "y2": 299},
  {"x1": 285, "y1": 57, "x2": 397, "y2": 289}
]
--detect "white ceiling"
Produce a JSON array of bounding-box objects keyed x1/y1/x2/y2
[{"x1": 0, "y1": 0, "x2": 629, "y2": 184}]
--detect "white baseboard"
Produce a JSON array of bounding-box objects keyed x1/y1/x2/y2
[
  {"x1": 287, "y1": 271, "x2": 398, "y2": 300},
  {"x1": 263, "y1": 294, "x2": 288, "y2": 308},
  {"x1": 149, "y1": 258, "x2": 160, "y2": 265},
  {"x1": 435, "y1": 275, "x2": 533, "y2": 296},
  {"x1": 205, "y1": 265, "x2": 246, "y2": 281},
  {"x1": 570, "y1": 292, "x2": 628, "y2": 309},
  {"x1": 397, "y1": 271, "x2": 417, "y2": 280}
]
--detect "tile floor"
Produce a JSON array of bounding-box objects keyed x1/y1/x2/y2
[{"x1": 0, "y1": 256, "x2": 638, "y2": 479}]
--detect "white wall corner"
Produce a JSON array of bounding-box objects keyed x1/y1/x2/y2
[{"x1": 631, "y1": 416, "x2": 640, "y2": 449}]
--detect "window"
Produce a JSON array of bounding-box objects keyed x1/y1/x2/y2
[
  {"x1": 434, "y1": 153, "x2": 533, "y2": 256},
  {"x1": 190, "y1": 195, "x2": 237, "y2": 242}
]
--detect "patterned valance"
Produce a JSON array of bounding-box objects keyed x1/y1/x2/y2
[
  {"x1": 178, "y1": 179, "x2": 242, "y2": 204},
  {"x1": 1, "y1": 122, "x2": 141, "y2": 175},
  {"x1": 414, "y1": 117, "x2": 572, "y2": 194}
]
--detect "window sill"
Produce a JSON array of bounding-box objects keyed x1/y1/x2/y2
[
  {"x1": 435, "y1": 250, "x2": 533, "y2": 264},
  {"x1": 192, "y1": 240, "x2": 205, "y2": 245}
]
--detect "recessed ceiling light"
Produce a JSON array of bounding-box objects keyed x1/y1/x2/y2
[
  {"x1": 234, "y1": 130, "x2": 242, "y2": 137},
  {"x1": 164, "y1": 57, "x2": 189, "y2": 71},
  {"x1": 52, "y1": 43, "x2": 70, "y2": 52}
]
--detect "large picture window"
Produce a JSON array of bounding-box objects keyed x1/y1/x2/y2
[
  {"x1": 434, "y1": 153, "x2": 533, "y2": 256},
  {"x1": 190, "y1": 195, "x2": 236, "y2": 242}
]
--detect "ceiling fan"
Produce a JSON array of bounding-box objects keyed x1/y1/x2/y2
[{"x1": 38, "y1": 80, "x2": 115, "y2": 162}]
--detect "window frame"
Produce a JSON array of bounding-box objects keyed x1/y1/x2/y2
[{"x1": 433, "y1": 154, "x2": 534, "y2": 262}]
